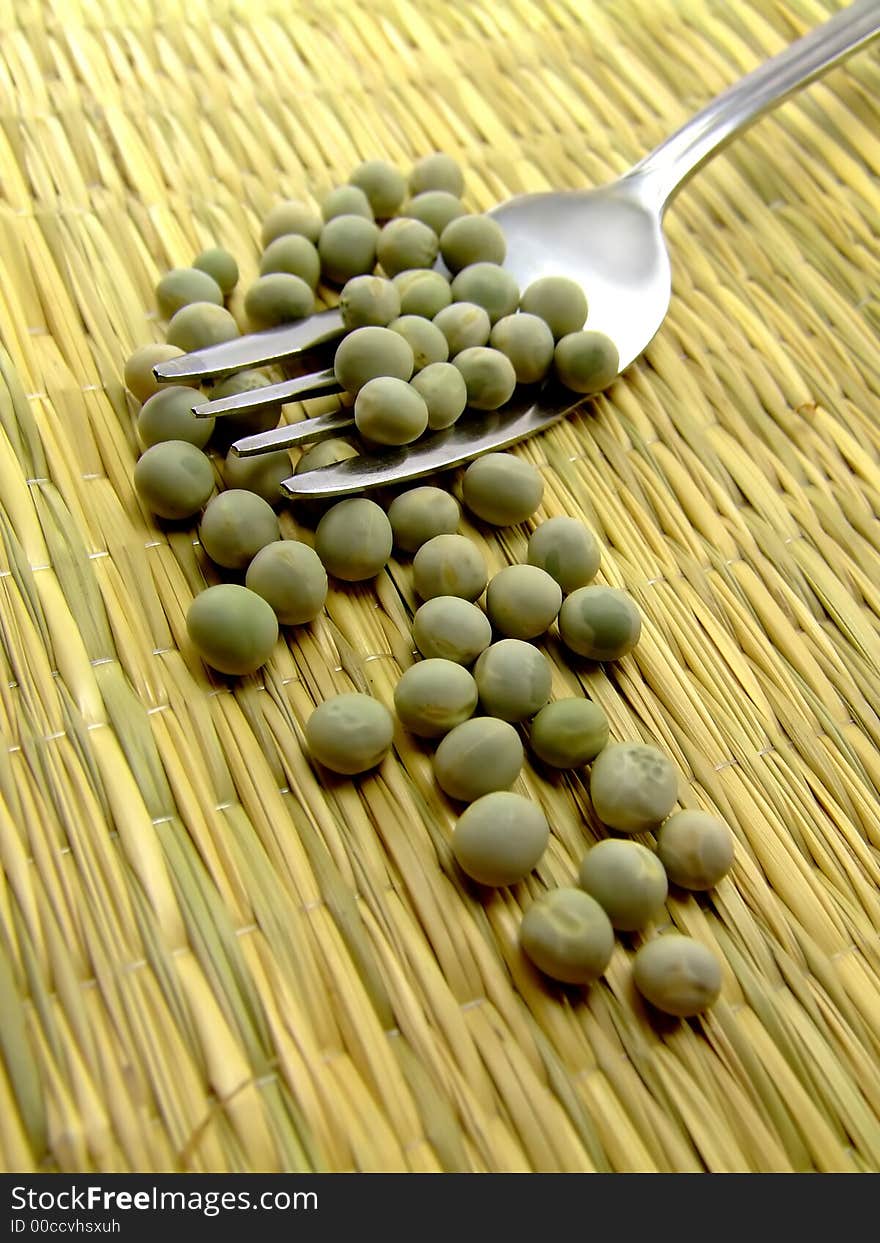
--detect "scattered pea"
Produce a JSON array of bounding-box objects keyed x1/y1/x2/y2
[
  {"x1": 453, "y1": 347, "x2": 517, "y2": 410},
  {"x1": 305, "y1": 692, "x2": 394, "y2": 775},
  {"x1": 156, "y1": 267, "x2": 223, "y2": 319},
  {"x1": 245, "y1": 540, "x2": 328, "y2": 625},
  {"x1": 393, "y1": 659, "x2": 478, "y2": 738},
  {"x1": 656, "y1": 810, "x2": 735, "y2": 891},
  {"x1": 474, "y1": 638, "x2": 552, "y2": 722},
  {"x1": 321, "y1": 184, "x2": 374, "y2": 222},
  {"x1": 451, "y1": 263, "x2": 519, "y2": 325},
  {"x1": 339, "y1": 275, "x2": 400, "y2": 330},
  {"x1": 413, "y1": 533, "x2": 488, "y2": 602},
  {"x1": 318, "y1": 214, "x2": 380, "y2": 284},
  {"x1": 485, "y1": 564, "x2": 562, "y2": 639},
  {"x1": 520, "y1": 888, "x2": 614, "y2": 985},
  {"x1": 137, "y1": 385, "x2": 214, "y2": 450},
  {"x1": 387, "y1": 486, "x2": 460, "y2": 553},
  {"x1": 529, "y1": 698, "x2": 609, "y2": 768},
  {"x1": 394, "y1": 269, "x2": 453, "y2": 318},
  {"x1": 453, "y1": 792, "x2": 549, "y2": 886},
  {"x1": 349, "y1": 159, "x2": 407, "y2": 218},
  {"x1": 632, "y1": 935, "x2": 722, "y2": 1017},
  {"x1": 388, "y1": 315, "x2": 449, "y2": 371},
  {"x1": 490, "y1": 313, "x2": 555, "y2": 384},
  {"x1": 124, "y1": 343, "x2": 190, "y2": 403},
  {"x1": 259, "y1": 235, "x2": 321, "y2": 288},
  {"x1": 166, "y1": 303, "x2": 240, "y2": 353},
  {"x1": 408, "y1": 152, "x2": 465, "y2": 198},
  {"x1": 589, "y1": 742, "x2": 679, "y2": 834},
  {"x1": 315, "y1": 497, "x2": 393, "y2": 581},
  {"x1": 461, "y1": 453, "x2": 544, "y2": 526},
  {"x1": 193, "y1": 247, "x2": 239, "y2": 296},
  {"x1": 261, "y1": 199, "x2": 322, "y2": 247},
  {"x1": 527, "y1": 517, "x2": 601, "y2": 594},
  {"x1": 433, "y1": 716, "x2": 524, "y2": 802},
  {"x1": 554, "y1": 330, "x2": 619, "y2": 394},
  {"x1": 187, "y1": 583, "x2": 278, "y2": 676},
  {"x1": 433, "y1": 301, "x2": 492, "y2": 355},
  {"x1": 558, "y1": 585, "x2": 641, "y2": 660},
  {"x1": 198, "y1": 489, "x2": 280, "y2": 569},
  {"x1": 403, "y1": 191, "x2": 467, "y2": 236},
  {"x1": 134, "y1": 440, "x2": 215, "y2": 520},
  {"x1": 411, "y1": 596, "x2": 492, "y2": 665},
  {"x1": 578, "y1": 839, "x2": 668, "y2": 931}
]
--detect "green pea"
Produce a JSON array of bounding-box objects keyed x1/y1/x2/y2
[
  {"x1": 294, "y1": 438, "x2": 359, "y2": 475},
  {"x1": 439, "y1": 215, "x2": 506, "y2": 272},
  {"x1": 474, "y1": 638, "x2": 552, "y2": 722},
  {"x1": 528, "y1": 698, "x2": 608, "y2": 769},
  {"x1": 403, "y1": 191, "x2": 467, "y2": 236},
  {"x1": 433, "y1": 301, "x2": 491, "y2": 355},
  {"x1": 527, "y1": 516, "x2": 601, "y2": 594},
  {"x1": 461, "y1": 452, "x2": 544, "y2": 526},
  {"x1": 408, "y1": 152, "x2": 465, "y2": 198},
  {"x1": 354, "y1": 377, "x2": 428, "y2": 446},
  {"x1": 166, "y1": 303, "x2": 240, "y2": 353},
  {"x1": 578, "y1": 839, "x2": 668, "y2": 931},
  {"x1": 261, "y1": 199, "x2": 322, "y2": 247},
  {"x1": 305, "y1": 692, "x2": 395, "y2": 775},
  {"x1": 387, "y1": 486, "x2": 460, "y2": 553},
  {"x1": 187, "y1": 583, "x2": 278, "y2": 676},
  {"x1": 554, "y1": 330, "x2": 619, "y2": 394},
  {"x1": 632, "y1": 935, "x2": 722, "y2": 1017},
  {"x1": 315, "y1": 497, "x2": 393, "y2": 581},
  {"x1": 393, "y1": 269, "x2": 453, "y2": 319},
  {"x1": 222, "y1": 446, "x2": 291, "y2": 505},
  {"x1": 333, "y1": 325, "x2": 414, "y2": 394},
  {"x1": 318, "y1": 214, "x2": 380, "y2": 284},
  {"x1": 198, "y1": 489, "x2": 280, "y2": 569},
  {"x1": 137, "y1": 385, "x2": 214, "y2": 450},
  {"x1": 244, "y1": 273, "x2": 315, "y2": 329},
  {"x1": 156, "y1": 267, "x2": 223, "y2": 319},
  {"x1": 210, "y1": 369, "x2": 281, "y2": 437},
  {"x1": 124, "y1": 343, "x2": 191, "y2": 404},
  {"x1": 413, "y1": 534, "x2": 488, "y2": 602},
  {"x1": 193, "y1": 247, "x2": 239, "y2": 296},
  {"x1": 259, "y1": 235, "x2": 321, "y2": 288},
  {"x1": 411, "y1": 596, "x2": 492, "y2": 665},
  {"x1": 409, "y1": 362, "x2": 468, "y2": 430},
  {"x1": 489, "y1": 313, "x2": 555, "y2": 384},
  {"x1": 321, "y1": 184, "x2": 374, "y2": 222},
  {"x1": 349, "y1": 159, "x2": 407, "y2": 218},
  {"x1": 558, "y1": 585, "x2": 641, "y2": 660},
  {"x1": 377, "y1": 217, "x2": 439, "y2": 278},
  {"x1": 485, "y1": 564, "x2": 562, "y2": 640},
  {"x1": 656, "y1": 810, "x2": 735, "y2": 891},
  {"x1": 450, "y1": 263, "x2": 519, "y2": 325},
  {"x1": 453, "y1": 792, "x2": 549, "y2": 887},
  {"x1": 388, "y1": 315, "x2": 449, "y2": 370},
  {"x1": 339, "y1": 275, "x2": 400, "y2": 330},
  {"x1": 134, "y1": 440, "x2": 215, "y2": 520},
  {"x1": 589, "y1": 742, "x2": 679, "y2": 834},
  {"x1": 433, "y1": 716, "x2": 523, "y2": 803},
  {"x1": 453, "y1": 346, "x2": 517, "y2": 410},
  {"x1": 393, "y1": 658, "x2": 478, "y2": 738},
  {"x1": 520, "y1": 888, "x2": 614, "y2": 985},
  {"x1": 519, "y1": 276, "x2": 588, "y2": 339},
  {"x1": 245, "y1": 540, "x2": 328, "y2": 625}
]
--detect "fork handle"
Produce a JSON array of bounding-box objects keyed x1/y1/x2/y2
[{"x1": 628, "y1": 0, "x2": 880, "y2": 211}]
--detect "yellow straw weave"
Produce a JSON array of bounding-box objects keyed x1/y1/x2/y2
[{"x1": 0, "y1": 0, "x2": 879, "y2": 1173}]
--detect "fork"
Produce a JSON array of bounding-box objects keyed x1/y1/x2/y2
[{"x1": 153, "y1": 0, "x2": 879, "y2": 500}]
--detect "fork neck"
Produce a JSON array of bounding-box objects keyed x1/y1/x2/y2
[{"x1": 622, "y1": 0, "x2": 880, "y2": 215}]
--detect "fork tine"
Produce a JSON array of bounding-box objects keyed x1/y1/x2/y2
[
  {"x1": 193, "y1": 367, "x2": 341, "y2": 419},
  {"x1": 152, "y1": 307, "x2": 345, "y2": 382},
  {"x1": 280, "y1": 384, "x2": 582, "y2": 499},
  {"x1": 231, "y1": 407, "x2": 356, "y2": 457}
]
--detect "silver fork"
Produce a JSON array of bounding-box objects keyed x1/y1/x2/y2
[{"x1": 153, "y1": 0, "x2": 879, "y2": 501}]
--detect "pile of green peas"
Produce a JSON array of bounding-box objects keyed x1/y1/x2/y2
[{"x1": 123, "y1": 150, "x2": 729, "y2": 1023}]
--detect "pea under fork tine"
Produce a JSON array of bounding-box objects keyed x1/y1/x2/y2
[{"x1": 152, "y1": 307, "x2": 345, "y2": 383}]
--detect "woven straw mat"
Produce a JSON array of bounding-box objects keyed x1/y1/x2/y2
[{"x1": 0, "y1": 0, "x2": 879, "y2": 1175}]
